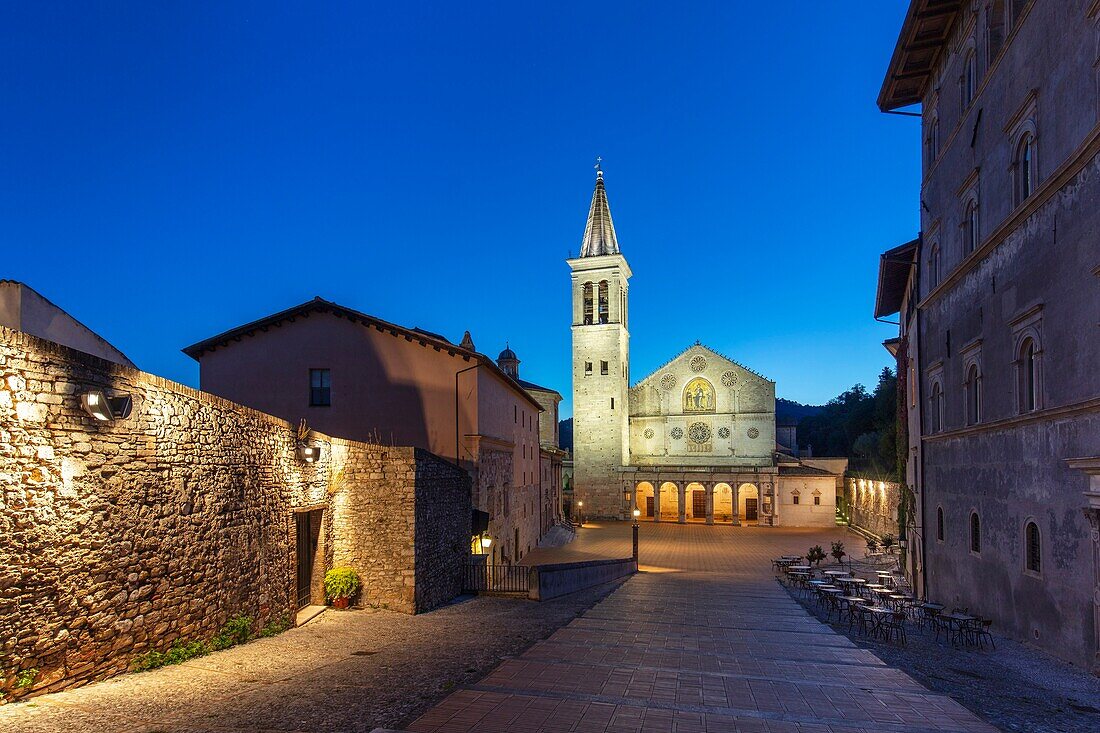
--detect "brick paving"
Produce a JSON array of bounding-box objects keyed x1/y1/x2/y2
[{"x1": 404, "y1": 522, "x2": 998, "y2": 733}]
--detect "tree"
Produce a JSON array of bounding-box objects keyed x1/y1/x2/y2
[{"x1": 798, "y1": 368, "x2": 897, "y2": 476}]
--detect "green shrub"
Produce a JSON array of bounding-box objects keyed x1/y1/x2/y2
[
  {"x1": 259, "y1": 614, "x2": 292, "y2": 638},
  {"x1": 15, "y1": 668, "x2": 37, "y2": 689},
  {"x1": 881, "y1": 533, "x2": 895, "y2": 549},
  {"x1": 830, "y1": 541, "x2": 846, "y2": 564},
  {"x1": 324, "y1": 567, "x2": 361, "y2": 601},
  {"x1": 807, "y1": 545, "x2": 826, "y2": 566},
  {"x1": 210, "y1": 615, "x2": 253, "y2": 650},
  {"x1": 132, "y1": 639, "x2": 209, "y2": 672}
]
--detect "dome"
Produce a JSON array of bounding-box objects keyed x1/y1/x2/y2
[{"x1": 498, "y1": 346, "x2": 518, "y2": 361}]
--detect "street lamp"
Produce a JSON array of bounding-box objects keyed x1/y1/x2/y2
[
  {"x1": 577, "y1": 500, "x2": 584, "y2": 528},
  {"x1": 632, "y1": 508, "x2": 640, "y2": 562},
  {"x1": 480, "y1": 535, "x2": 492, "y2": 553}
]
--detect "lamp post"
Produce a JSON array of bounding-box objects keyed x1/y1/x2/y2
[
  {"x1": 632, "y1": 508, "x2": 641, "y2": 562},
  {"x1": 577, "y1": 500, "x2": 584, "y2": 528}
]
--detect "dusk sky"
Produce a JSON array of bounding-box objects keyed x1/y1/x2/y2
[{"x1": 3, "y1": 2, "x2": 918, "y2": 416}]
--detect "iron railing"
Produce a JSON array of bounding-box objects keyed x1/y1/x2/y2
[{"x1": 463, "y1": 562, "x2": 530, "y2": 593}]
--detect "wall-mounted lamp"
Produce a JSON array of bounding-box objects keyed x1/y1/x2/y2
[
  {"x1": 297, "y1": 444, "x2": 321, "y2": 463},
  {"x1": 480, "y1": 536, "x2": 493, "y2": 551},
  {"x1": 81, "y1": 391, "x2": 133, "y2": 422}
]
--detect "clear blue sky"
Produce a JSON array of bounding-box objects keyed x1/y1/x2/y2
[{"x1": 2, "y1": 2, "x2": 917, "y2": 417}]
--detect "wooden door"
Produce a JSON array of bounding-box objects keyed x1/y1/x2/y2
[
  {"x1": 645, "y1": 496, "x2": 654, "y2": 517},
  {"x1": 692, "y1": 490, "x2": 706, "y2": 518},
  {"x1": 745, "y1": 498, "x2": 759, "y2": 522}
]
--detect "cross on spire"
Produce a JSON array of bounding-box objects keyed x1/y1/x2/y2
[{"x1": 594, "y1": 155, "x2": 603, "y2": 178}]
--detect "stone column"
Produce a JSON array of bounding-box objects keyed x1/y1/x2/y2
[
  {"x1": 678, "y1": 484, "x2": 687, "y2": 524},
  {"x1": 653, "y1": 481, "x2": 662, "y2": 523},
  {"x1": 732, "y1": 482, "x2": 741, "y2": 526},
  {"x1": 1085, "y1": 507, "x2": 1100, "y2": 673},
  {"x1": 705, "y1": 482, "x2": 714, "y2": 525}
]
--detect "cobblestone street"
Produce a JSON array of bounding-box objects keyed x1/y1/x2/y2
[{"x1": 404, "y1": 522, "x2": 998, "y2": 733}]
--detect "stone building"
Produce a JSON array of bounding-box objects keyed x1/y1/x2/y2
[
  {"x1": 494, "y1": 345, "x2": 567, "y2": 540},
  {"x1": 0, "y1": 322, "x2": 470, "y2": 699},
  {"x1": 877, "y1": 0, "x2": 1100, "y2": 670},
  {"x1": 185, "y1": 298, "x2": 562, "y2": 565},
  {"x1": 569, "y1": 170, "x2": 845, "y2": 526}
]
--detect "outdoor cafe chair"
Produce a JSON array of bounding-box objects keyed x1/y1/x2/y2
[{"x1": 883, "y1": 610, "x2": 907, "y2": 645}]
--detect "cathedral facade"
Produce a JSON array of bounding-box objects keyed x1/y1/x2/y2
[{"x1": 569, "y1": 170, "x2": 844, "y2": 526}]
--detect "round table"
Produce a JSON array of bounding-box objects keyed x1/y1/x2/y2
[{"x1": 789, "y1": 566, "x2": 811, "y2": 572}]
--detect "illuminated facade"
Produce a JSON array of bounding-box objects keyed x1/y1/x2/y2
[{"x1": 569, "y1": 171, "x2": 845, "y2": 525}]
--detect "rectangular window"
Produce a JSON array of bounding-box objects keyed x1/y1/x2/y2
[
  {"x1": 309, "y1": 369, "x2": 331, "y2": 406},
  {"x1": 792, "y1": 494, "x2": 800, "y2": 505},
  {"x1": 600, "y1": 360, "x2": 609, "y2": 375},
  {"x1": 611, "y1": 398, "x2": 615, "y2": 409},
  {"x1": 813, "y1": 495, "x2": 821, "y2": 506},
  {"x1": 584, "y1": 362, "x2": 592, "y2": 375}
]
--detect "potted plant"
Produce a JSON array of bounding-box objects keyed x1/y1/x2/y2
[
  {"x1": 866, "y1": 536, "x2": 880, "y2": 555},
  {"x1": 807, "y1": 545, "x2": 826, "y2": 566},
  {"x1": 830, "y1": 540, "x2": 846, "y2": 566},
  {"x1": 882, "y1": 533, "x2": 896, "y2": 553},
  {"x1": 323, "y1": 567, "x2": 360, "y2": 609}
]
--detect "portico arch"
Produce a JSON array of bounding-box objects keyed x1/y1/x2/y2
[
  {"x1": 659, "y1": 481, "x2": 679, "y2": 522},
  {"x1": 713, "y1": 483, "x2": 734, "y2": 522},
  {"x1": 739, "y1": 483, "x2": 760, "y2": 524},
  {"x1": 635, "y1": 481, "x2": 655, "y2": 518},
  {"x1": 686, "y1": 482, "x2": 706, "y2": 520}
]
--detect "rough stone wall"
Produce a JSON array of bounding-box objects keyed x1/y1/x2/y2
[
  {"x1": 846, "y1": 478, "x2": 901, "y2": 540},
  {"x1": 0, "y1": 326, "x2": 469, "y2": 699},
  {"x1": 414, "y1": 449, "x2": 471, "y2": 610}
]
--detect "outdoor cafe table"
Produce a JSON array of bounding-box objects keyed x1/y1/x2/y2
[
  {"x1": 862, "y1": 606, "x2": 895, "y2": 638},
  {"x1": 918, "y1": 602, "x2": 946, "y2": 631},
  {"x1": 839, "y1": 577, "x2": 867, "y2": 594},
  {"x1": 823, "y1": 570, "x2": 848, "y2": 577},
  {"x1": 839, "y1": 595, "x2": 866, "y2": 620},
  {"x1": 939, "y1": 612, "x2": 977, "y2": 645},
  {"x1": 789, "y1": 565, "x2": 812, "y2": 572}
]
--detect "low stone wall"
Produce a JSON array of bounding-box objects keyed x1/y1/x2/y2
[
  {"x1": 528, "y1": 558, "x2": 637, "y2": 601},
  {"x1": 0, "y1": 326, "x2": 469, "y2": 699},
  {"x1": 846, "y1": 477, "x2": 901, "y2": 540}
]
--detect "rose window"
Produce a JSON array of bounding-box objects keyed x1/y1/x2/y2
[
  {"x1": 688, "y1": 422, "x2": 712, "y2": 444},
  {"x1": 643, "y1": 428, "x2": 655, "y2": 439},
  {"x1": 689, "y1": 355, "x2": 707, "y2": 372},
  {"x1": 660, "y1": 374, "x2": 676, "y2": 390},
  {"x1": 721, "y1": 371, "x2": 738, "y2": 387},
  {"x1": 747, "y1": 427, "x2": 760, "y2": 439},
  {"x1": 670, "y1": 427, "x2": 684, "y2": 440},
  {"x1": 717, "y1": 426, "x2": 731, "y2": 439}
]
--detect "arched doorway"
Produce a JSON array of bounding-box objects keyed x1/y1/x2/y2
[
  {"x1": 686, "y1": 482, "x2": 706, "y2": 520},
  {"x1": 635, "y1": 481, "x2": 655, "y2": 518},
  {"x1": 659, "y1": 482, "x2": 679, "y2": 522},
  {"x1": 713, "y1": 483, "x2": 734, "y2": 522},
  {"x1": 739, "y1": 483, "x2": 760, "y2": 524}
]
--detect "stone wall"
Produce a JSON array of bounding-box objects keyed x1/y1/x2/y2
[
  {"x1": 846, "y1": 477, "x2": 901, "y2": 540},
  {"x1": 0, "y1": 326, "x2": 469, "y2": 699}
]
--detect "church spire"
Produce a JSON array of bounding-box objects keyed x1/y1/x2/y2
[{"x1": 579, "y1": 159, "x2": 620, "y2": 257}]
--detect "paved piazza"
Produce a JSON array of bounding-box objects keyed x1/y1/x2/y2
[
  {"x1": 406, "y1": 522, "x2": 998, "y2": 733},
  {"x1": 0, "y1": 523, "x2": 998, "y2": 733}
]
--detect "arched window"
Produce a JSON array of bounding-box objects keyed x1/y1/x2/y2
[
  {"x1": 1025, "y1": 521, "x2": 1041, "y2": 573},
  {"x1": 597, "y1": 281, "x2": 609, "y2": 324},
  {"x1": 988, "y1": 0, "x2": 1006, "y2": 62},
  {"x1": 962, "y1": 50, "x2": 976, "y2": 108},
  {"x1": 929, "y1": 380, "x2": 944, "y2": 433},
  {"x1": 1016, "y1": 134, "x2": 1034, "y2": 204},
  {"x1": 966, "y1": 363, "x2": 982, "y2": 425},
  {"x1": 964, "y1": 199, "x2": 979, "y2": 254},
  {"x1": 927, "y1": 116, "x2": 940, "y2": 163},
  {"x1": 970, "y1": 512, "x2": 981, "y2": 554},
  {"x1": 937, "y1": 506, "x2": 945, "y2": 541},
  {"x1": 1018, "y1": 337, "x2": 1038, "y2": 412},
  {"x1": 929, "y1": 243, "x2": 941, "y2": 288},
  {"x1": 582, "y1": 282, "x2": 593, "y2": 325}
]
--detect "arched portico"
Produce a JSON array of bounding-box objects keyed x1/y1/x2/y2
[
  {"x1": 659, "y1": 481, "x2": 679, "y2": 522},
  {"x1": 686, "y1": 482, "x2": 706, "y2": 521},
  {"x1": 635, "y1": 481, "x2": 655, "y2": 518},
  {"x1": 713, "y1": 483, "x2": 734, "y2": 522},
  {"x1": 739, "y1": 483, "x2": 760, "y2": 524}
]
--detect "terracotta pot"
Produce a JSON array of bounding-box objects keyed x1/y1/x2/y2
[{"x1": 332, "y1": 597, "x2": 350, "y2": 610}]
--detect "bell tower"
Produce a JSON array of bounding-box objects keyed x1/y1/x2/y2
[{"x1": 567, "y1": 165, "x2": 631, "y2": 519}]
